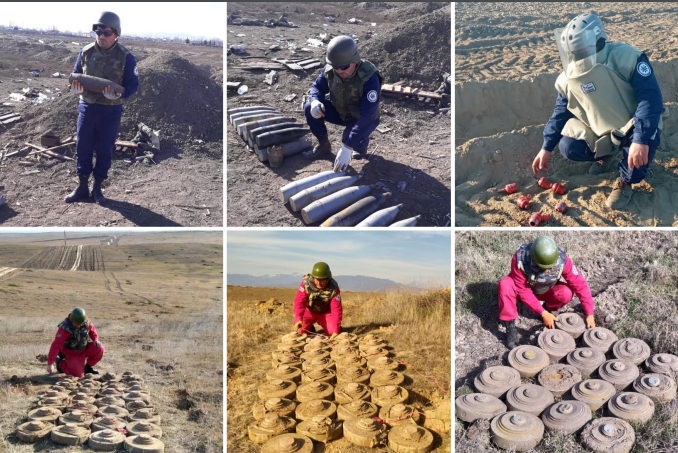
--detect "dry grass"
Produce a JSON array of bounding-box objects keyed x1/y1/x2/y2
[{"x1": 227, "y1": 285, "x2": 451, "y2": 453}]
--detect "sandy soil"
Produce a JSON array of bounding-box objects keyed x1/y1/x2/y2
[
  {"x1": 455, "y1": 2, "x2": 678, "y2": 226},
  {"x1": 227, "y1": 2, "x2": 451, "y2": 226}
]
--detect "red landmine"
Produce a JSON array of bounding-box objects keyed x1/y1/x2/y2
[
  {"x1": 566, "y1": 348, "x2": 607, "y2": 376},
  {"x1": 581, "y1": 417, "x2": 635, "y2": 453},
  {"x1": 555, "y1": 202, "x2": 568, "y2": 213},
  {"x1": 334, "y1": 382, "x2": 371, "y2": 404},
  {"x1": 16, "y1": 421, "x2": 53, "y2": 443},
  {"x1": 388, "y1": 424, "x2": 434, "y2": 453},
  {"x1": 570, "y1": 379, "x2": 617, "y2": 411},
  {"x1": 253, "y1": 398, "x2": 297, "y2": 421},
  {"x1": 498, "y1": 183, "x2": 518, "y2": 194},
  {"x1": 260, "y1": 433, "x2": 314, "y2": 453},
  {"x1": 507, "y1": 345, "x2": 550, "y2": 378},
  {"x1": 555, "y1": 312, "x2": 587, "y2": 338},
  {"x1": 456, "y1": 393, "x2": 507, "y2": 423},
  {"x1": 541, "y1": 401, "x2": 592, "y2": 435},
  {"x1": 582, "y1": 327, "x2": 618, "y2": 353},
  {"x1": 528, "y1": 212, "x2": 550, "y2": 226},
  {"x1": 337, "y1": 400, "x2": 379, "y2": 421},
  {"x1": 612, "y1": 338, "x2": 652, "y2": 366},
  {"x1": 343, "y1": 417, "x2": 387, "y2": 448},
  {"x1": 380, "y1": 403, "x2": 423, "y2": 426},
  {"x1": 295, "y1": 399, "x2": 337, "y2": 421},
  {"x1": 537, "y1": 177, "x2": 551, "y2": 189},
  {"x1": 370, "y1": 370, "x2": 406, "y2": 387},
  {"x1": 598, "y1": 359, "x2": 639, "y2": 391},
  {"x1": 473, "y1": 366, "x2": 521, "y2": 399},
  {"x1": 607, "y1": 392, "x2": 655, "y2": 423},
  {"x1": 633, "y1": 373, "x2": 677, "y2": 404},
  {"x1": 537, "y1": 364, "x2": 582, "y2": 397},
  {"x1": 296, "y1": 415, "x2": 343, "y2": 442},
  {"x1": 537, "y1": 329, "x2": 576, "y2": 362},
  {"x1": 296, "y1": 382, "x2": 334, "y2": 403},
  {"x1": 516, "y1": 194, "x2": 531, "y2": 210},
  {"x1": 258, "y1": 379, "x2": 297, "y2": 401},
  {"x1": 551, "y1": 183, "x2": 566, "y2": 195},
  {"x1": 490, "y1": 411, "x2": 544, "y2": 452},
  {"x1": 88, "y1": 428, "x2": 126, "y2": 451},
  {"x1": 371, "y1": 385, "x2": 409, "y2": 407},
  {"x1": 505, "y1": 384, "x2": 554, "y2": 416},
  {"x1": 248, "y1": 413, "x2": 297, "y2": 443}
]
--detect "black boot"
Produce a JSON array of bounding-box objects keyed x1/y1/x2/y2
[
  {"x1": 84, "y1": 363, "x2": 99, "y2": 375},
  {"x1": 92, "y1": 178, "x2": 106, "y2": 204},
  {"x1": 352, "y1": 148, "x2": 368, "y2": 160},
  {"x1": 303, "y1": 135, "x2": 331, "y2": 160},
  {"x1": 503, "y1": 320, "x2": 519, "y2": 349},
  {"x1": 54, "y1": 356, "x2": 63, "y2": 373},
  {"x1": 64, "y1": 175, "x2": 90, "y2": 203}
]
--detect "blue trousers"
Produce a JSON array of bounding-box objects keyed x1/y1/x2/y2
[
  {"x1": 304, "y1": 99, "x2": 379, "y2": 152},
  {"x1": 76, "y1": 102, "x2": 122, "y2": 180},
  {"x1": 558, "y1": 129, "x2": 661, "y2": 184}
]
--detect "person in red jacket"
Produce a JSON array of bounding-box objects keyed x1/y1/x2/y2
[
  {"x1": 293, "y1": 262, "x2": 343, "y2": 338},
  {"x1": 498, "y1": 235, "x2": 596, "y2": 349},
  {"x1": 47, "y1": 307, "x2": 104, "y2": 377}
]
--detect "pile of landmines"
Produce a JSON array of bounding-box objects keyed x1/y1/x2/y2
[
  {"x1": 455, "y1": 314, "x2": 678, "y2": 453},
  {"x1": 251, "y1": 331, "x2": 437, "y2": 452},
  {"x1": 227, "y1": 106, "x2": 313, "y2": 165},
  {"x1": 498, "y1": 178, "x2": 568, "y2": 227},
  {"x1": 280, "y1": 171, "x2": 420, "y2": 226},
  {"x1": 15, "y1": 370, "x2": 164, "y2": 452}
]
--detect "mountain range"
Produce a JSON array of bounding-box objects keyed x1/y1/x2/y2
[{"x1": 227, "y1": 273, "x2": 410, "y2": 292}]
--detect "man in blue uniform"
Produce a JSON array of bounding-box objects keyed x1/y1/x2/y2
[
  {"x1": 532, "y1": 13, "x2": 664, "y2": 209},
  {"x1": 303, "y1": 35, "x2": 382, "y2": 172},
  {"x1": 66, "y1": 11, "x2": 139, "y2": 204}
]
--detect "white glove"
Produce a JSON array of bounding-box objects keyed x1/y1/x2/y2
[
  {"x1": 310, "y1": 100, "x2": 325, "y2": 119},
  {"x1": 70, "y1": 81, "x2": 84, "y2": 94},
  {"x1": 47, "y1": 364, "x2": 56, "y2": 374},
  {"x1": 334, "y1": 144, "x2": 352, "y2": 172},
  {"x1": 103, "y1": 86, "x2": 122, "y2": 100}
]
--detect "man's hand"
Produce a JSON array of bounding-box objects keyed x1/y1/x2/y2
[
  {"x1": 541, "y1": 311, "x2": 558, "y2": 329},
  {"x1": 102, "y1": 86, "x2": 121, "y2": 100},
  {"x1": 293, "y1": 321, "x2": 303, "y2": 333},
  {"x1": 532, "y1": 149, "x2": 552, "y2": 174},
  {"x1": 628, "y1": 142, "x2": 649, "y2": 171},
  {"x1": 69, "y1": 80, "x2": 84, "y2": 94},
  {"x1": 47, "y1": 364, "x2": 56, "y2": 374},
  {"x1": 94, "y1": 340, "x2": 102, "y2": 348},
  {"x1": 586, "y1": 315, "x2": 596, "y2": 329},
  {"x1": 334, "y1": 144, "x2": 352, "y2": 172},
  {"x1": 310, "y1": 100, "x2": 325, "y2": 119}
]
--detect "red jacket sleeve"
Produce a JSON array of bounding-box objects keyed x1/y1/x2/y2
[
  {"x1": 89, "y1": 321, "x2": 99, "y2": 342},
  {"x1": 47, "y1": 328, "x2": 69, "y2": 365},
  {"x1": 294, "y1": 281, "x2": 309, "y2": 323},
  {"x1": 561, "y1": 257, "x2": 595, "y2": 316},
  {"x1": 508, "y1": 254, "x2": 547, "y2": 316},
  {"x1": 328, "y1": 287, "x2": 343, "y2": 335}
]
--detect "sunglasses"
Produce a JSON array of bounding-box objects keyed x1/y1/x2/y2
[
  {"x1": 95, "y1": 28, "x2": 114, "y2": 37},
  {"x1": 333, "y1": 63, "x2": 352, "y2": 71}
]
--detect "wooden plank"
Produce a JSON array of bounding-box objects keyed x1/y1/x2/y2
[
  {"x1": 1, "y1": 116, "x2": 21, "y2": 125},
  {"x1": 0, "y1": 113, "x2": 18, "y2": 121},
  {"x1": 301, "y1": 61, "x2": 322, "y2": 70},
  {"x1": 296, "y1": 59, "x2": 316, "y2": 65},
  {"x1": 226, "y1": 81, "x2": 241, "y2": 90},
  {"x1": 114, "y1": 140, "x2": 139, "y2": 148}
]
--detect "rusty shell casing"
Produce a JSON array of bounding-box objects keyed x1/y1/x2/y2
[
  {"x1": 355, "y1": 204, "x2": 403, "y2": 227},
  {"x1": 302, "y1": 186, "x2": 372, "y2": 225},
  {"x1": 69, "y1": 73, "x2": 124, "y2": 94},
  {"x1": 280, "y1": 170, "x2": 347, "y2": 204},
  {"x1": 290, "y1": 175, "x2": 363, "y2": 212},
  {"x1": 321, "y1": 193, "x2": 389, "y2": 227}
]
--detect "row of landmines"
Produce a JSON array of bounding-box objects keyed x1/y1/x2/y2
[
  {"x1": 250, "y1": 331, "x2": 444, "y2": 452},
  {"x1": 455, "y1": 312, "x2": 678, "y2": 452},
  {"x1": 14, "y1": 370, "x2": 165, "y2": 452}
]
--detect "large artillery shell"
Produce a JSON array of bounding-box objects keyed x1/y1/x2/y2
[
  {"x1": 301, "y1": 186, "x2": 371, "y2": 224},
  {"x1": 612, "y1": 338, "x2": 651, "y2": 366},
  {"x1": 16, "y1": 420, "x2": 53, "y2": 443},
  {"x1": 238, "y1": 116, "x2": 297, "y2": 138},
  {"x1": 455, "y1": 393, "x2": 506, "y2": 423},
  {"x1": 69, "y1": 73, "x2": 124, "y2": 94},
  {"x1": 289, "y1": 175, "x2": 362, "y2": 212},
  {"x1": 247, "y1": 122, "x2": 304, "y2": 147},
  {"x1": 248, "y1": 414, "x2": 297, "y2": 444},
  {"x1": 124, "y1": 434, "x2": 165, "y2": 453},
  {"x1": 388, "y1": 424, "x2": 434, "y2": 453},
  {"x1": 355, "y1": 204, "x2": 403, "y2": 227},
  {"x1": 280, "y1": 170, "x2": 347, "y2": 204},
  {"x1": 581, "y1": 417, "x2": 635, "y2": 453},
  {"x1": 321, "y1": 193, "x2": 389, "y2": 227},
  {"x1": 256, "y1": 127, "x2": 312, "y2": 148},
  {"x1": 227, "y1": 106, "x2": 276, "y2": 121},
  {"x1": 89, "y1": 429, "x2": 126, "y2": 451},
  {"x1": 541, "y1": 401, "x2": 591, "y2": 435},
  {"x1": 389, "y1": 215, "x2": 420, "y2": 227},
  {"x1": 490, "y1": 411, "x2": 544, "y2": 451},
  {"x1": 570, "y1": 379, "x2": 616, "y2": 411},
  {"x1": 232, "y1": 112, "x2": 281, "y2": 128},
  {"x1": 230, "y1": 109, "x2": 279, "y2": 126}
]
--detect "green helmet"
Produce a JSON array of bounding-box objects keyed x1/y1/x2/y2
[
  {"x1": 530, "y1": 236, "x2": 559, "y2": 269},
  {"x1": 93, "y1": 11, "x2": 121, "y2": 36},
  {"x1": 311, "y1": 262, "x2": 332, "y2": 280},
  {"x1": 326, "y1": 35, "x2": 361, "y2": 68},
  {"x1": 70, "y1": 307, "x2": 87, "y2": 324}
]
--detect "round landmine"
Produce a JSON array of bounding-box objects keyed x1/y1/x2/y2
[
  {"x1": 473, "y1": 366, "x2": 521, "y2": 399},
  {"x1": 49, "y1": 384, "x2": 69, "y2": 393},
  {"x1": 277, "y1": 344, "x2": 304, "y2": 355},
  {"x1": 295, "y1": 399, "x2": 337, "y2": 420},
  {"x1": 58, "y1": 409, "x2": 94, "y2": 428},
  {"x1": 67, "y1": 402, "x2": 98, "y2": 414},
  {"x1": 130, "y1": 408, "x2": 161, "y2": 425},
  {"x1": 95, "y1": 396, "x2": 126, "y2": 408},
  {"x1": 633, "y1": 373, "x2": 677, "y2": 404},
  {"x1": 273, "y1": 354, "x2": 303, "y2": 370},
  {"x1": 541, "y1": 401, "x2": 591, "y2": 435},
  {"x1": 582, "y1": 327, "x2": 619, "y2": 353},
  {"x1": 124, "y1": 434, "x2": 165, "y2": 453},
  {"x1": 336, "y1": 366, "x2": 371, "y2": 385},
  {"x1": 537, "y1": 329, "x2": 576, "y2": 361},
  {"x1": 300, "y1": 349, "x2": 331, "y2": 362},
  {"x1": 456, "y1": 393, "x2": 507, "y2": 422},
  {"x1": 555, "y1": 312, "x2": 587, "y2": 338},
  {"x1": 598, "y1": 359, "x2": 639, "y2": 391},
  {"x1": 253, "y1": 398, "x2": 296, "y2": 421},
  {"x1": 388, "y1": 424, "x2": 434, "y2": 453},
  {"x1": 335, "y1": 382, "x2": 371, "y2": 404},
  {"x1": 272, "y1": 349, "x2": 301, "y2": 362},
  {"x1": 27, "y1": 407, "x2": 61, "y2": 424},
  {"x1": 302, "y1": 357, "x2": 335, "y2": 372},
  {"x1": 367, "y1": 356, "x2": 400, "y2": 372},
  {"x1": 279, "y1": 338, "x2": 306, "y2": 349},
  {"x1": 296, "y1": 382, "x2": 334, "y2": 402},
  {"x1": 89, "y1": 428, "x2": 126, "y2": 451},
  {"x1": 330, "y1": 345, "x2": 355, "y2": 360},
  {"x1": 359, "y1": 337, "x2": 388, "y2": 352},
  {"x1": 267, "y1": 364, "x2": 303, "y2": 383},
  {"x1": 57, "y1": 377, "x2": 79, "y2": 389},
  {"x1": 296, "y1": 415, "x2": 343, "y2": 442},
  {"x1": 92, "y1": 416, "x2": 127, "y2": 432},
  {"x1": 581, "y1": 417, "x2": 635, "y2": 453},
  {"x1": 344, "y1": 417, "x2": 387, "y2": 447},
  {"x1": 127, "y1": 399, "x2": 153, "y2": 413},
  {"x1": 335, "y1": 355, "x2": 367, "y2": 370},
  {"x1": 260, "y1": 433, "x2": 314, "y2": 453},
  {"x1": 123, "y1": 377, "x2": 145, "y2": 386},
  {"x1": 72, "y1": 392, "x2": 96, "y2": 405},
  {"x1": 281, "y1": 331, "x2": 308, "y2": 343},
  {"x1": 301, "y1": 368, "x2": 336, "y2": 385},
  {"x1": 537, "y1": 364, "x2": 582, "y2": 397},
  {"x1": 333, "y1": 339, "x2": 358, "y2": 350},
  {"x1": 358, "y1": 334, "x2": 384, "y2": 345},
  {"x1": 258, "y1": 379, "x2": 297, "y2": 401},
  {"x1": 34, "y1": 396, "x2": 68, "y2": 411},
  {"x1": 372, "y1": 385, "x2": 409, "y2": 407},
  {"x1": 612, "y1": 338, "x2": 652, "y2": 366},
  {"x1": 570, "y1": 379, "x2": 617, "y2": 411},
  {"x1": 607, "y1": 392, "x2": 655, "y2": 423},
  {"x1": 490, "y1": 411, "x2": 544, "y2": 451},
  {"x1": 566, "y1": 347, "x2": 606, "y2": 376},
  {"x1": 99, "y1": 405, "x2": 131, "y2": 421},
  {"x1": 505, "y1": 384, "x2": 554, "y2": 416},
  {"x1": 127, "y1": 421, "x2": 163, "y2": 439},
  {"x1": 507, "y1": 345, "x2": 550, "y2": 378},
  {"x1": 16, "y1": 420, "x2": 53, "y2": 443},
  {"x1": 100, "y1": 372, "x2": 118, "y2": 381},
  {"x1": 380, "y1": 403, "x2": 423, "y2": 426},
  {"x1": 102, "y1": 382, "x2": 127, "y2": 392},
  {"x1": 646, "y1": 353, "x2": 678, "y2": 377},
  {"x1": 362, "y1": 346, "x2": 393, "y2": 357},
  {"x1": 305, "y1": 338, "x2": 330, "y2": 351},
  {"x1": 51, "y1": 424, "x2": 90, "y2": 446},
  {"x1": 122, "y1": 391, "x2": 151, "y2": 404},
  {"x1": 99, "y1": 387, "x2": 124, "y2": 398},
  {"x1": 128, "y1": 385, "x2": 150, "y2": 396},
  {"x1": 337, "y1": 400, "x2": 379, "y2": 420},
  {"x1": 334, "y1": 332, "x2": 358, "y2": 342},
  {"x1": 79, "y1": 383, "x2": 101, "y2": 394},
  {"x1": 371, "y1": 370, "x2": 405, "y2": 387},
  {"x1": 248, "y1": 413, "x2": 297, "y2": 443},
  {"x1": 38, "y1": 390, "x2": 69, "y2": 403}
]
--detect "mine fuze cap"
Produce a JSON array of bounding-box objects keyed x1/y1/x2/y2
[
  {"x1": 70, "y1": 307, "x2": 87, "y2": 324},
  {"x1": 311, "y1": 262, "x2": 332, "y2": 280},
  {"x1": 93, "y1": 11, "x2": 121, "y2": 36},
  {"x1": 326, "y1": 35, "x2": 361, "y2": 68},
  {"x1": 530, "y1": 236, "x2": 559, "y2": 269}
]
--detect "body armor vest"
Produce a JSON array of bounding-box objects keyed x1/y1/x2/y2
[
  {"x1": 516, "y1": 243, "x2": 567, "y2": 295},
  {"x1": 80, "y1": 41, "x2": 129, "y2": 106},
  {"x1": 302, "y1": 274, "x2": 339, "y2": 314},
  {"x1": 324, "y1": 60, "x2": 383, "y2": 121},
  {"x1": 57, "y1": 317, "x2": 91, "y2": 351}
]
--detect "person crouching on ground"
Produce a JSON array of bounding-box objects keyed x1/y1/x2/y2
[
  {"x1": 293, "y1": 262, "x2": 343, "y2": 339},
  {"x1": 47, "y1": 307, "x2": 104, "y2": 377}
]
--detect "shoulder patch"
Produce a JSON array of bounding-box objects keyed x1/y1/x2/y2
[
  {"x1": 298, "y1": 285, "x2": 304, "y2": 292},
  {"x1": 572, "y1": 266, "x2": 579, "y2": 276},
  {"x1": 637, "y1": 61, "x2": 651, "y2": 77},
  {"x1": 336, "y1": 294, "x2": 341, "y2": 302},
  {"x1": 580, "y1": 82, "x2": 596, "y2": 94},
  {"x1": 367, "y1": 90, "x2": 378, "y2": 103},
  {"x1": 134, "y1": 65, "x2": 138, "y2": 76},
  {"x1": 56, "y1": 333, "x2": 62, "y2": 337}
]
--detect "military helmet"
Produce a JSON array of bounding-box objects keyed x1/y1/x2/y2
[
  {"x1": 93, "y1": 11, "x2": 121, "y2": 36},
  {"x1": 311, "y1": 262, "x2": 332, "y2": 280},
  {"x1": 326, "y1": 35, "x2": 361, "y2": 68},
  {"x1": 530, "y1": 236, "x2": 559, "y2": 269},
  {"x1": 562, "y1": 13, "x2": 607, "y2": 50},
  {"x1": 70, "y1": 307, "x2": 87, "y2": 324}
]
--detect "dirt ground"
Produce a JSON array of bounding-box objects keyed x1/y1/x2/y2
[
  {"x1": 455, "y1": 231, "x2": 678, "y2": 453},
  {"x1": 455, "y1": 2, "x2": 678, "y2": 226},
  {"x1": 226, "y1": 2, "x2": 451, "y2": 226},
  {"x1": 0, "y1": 30, "x2": 223, "y2": 226},
  {"x1": 0, "y1": 232, "x2": 223, "y2": 452}
]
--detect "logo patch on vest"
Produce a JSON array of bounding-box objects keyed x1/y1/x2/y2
[
  {"x1": 580, "y1": 82, "x2": 596, "y2": 94},
  {"x1": 134, "y1": 65, "x2": 138, "y2": 76},
  {"x1": 298, "y1": 285, "x2": 304, "y2": 292},
  {"x1": 637, "y1": 62, "x2": 651, "y2": 77},
  {"x1": 572, "y1": 266, "x2": 579, "y2": 275},
  {"x1": 336, "y1": 294, "x2": 341, "y2": 302},
  {"x1": 56, "y1": 333, "x2": 61, "y2": 337},
  {"x1": 367, "y1": 90, "x2": 378, "y2": 102}
]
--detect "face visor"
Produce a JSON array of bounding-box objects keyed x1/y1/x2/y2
[{"x1": 555, "y1": 27, "x2": 598, "y2": 77}]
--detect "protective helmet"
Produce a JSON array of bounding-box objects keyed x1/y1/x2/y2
[
  {"x1": 311, "y1": 262, "x2": 332, "y2": 280},
  {"x1": 326, "y1": 36, "x2": 361, "y2": 68},
  {"x1": 530, "y1": 236, "x2": 559, "y2": 269},
  {"x1": 70, "y1": 307, "x2": 87, "y2": 324},
  {"x1": 561, "y1": 13, "x2": 607, "y2": 51},
  {"x1": 92, "y1": 11, "x2": 121, "y2": 36}
]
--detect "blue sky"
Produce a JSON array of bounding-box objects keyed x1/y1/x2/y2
[{"x1": 227, "y1": 231, "x2": 451, "y2": 286}]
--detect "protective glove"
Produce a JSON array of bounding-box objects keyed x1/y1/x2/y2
[
  {"x1": 293, "y1": 321, "x2": 303, "y2": 333},
  {"x1": 334, "y1": 144, "x2": 352, "y2": 172},
  {"x1": 585, "y1": 315, "x2": 596, "y2": 329},
  {"x1": 541, "y1": 311, "x2": 557, "y2": 329},
  {"x1": 69, "y1": 80, "x2": 84, "y2": 94},
  {"x1": 310, "y1": 99, "x2": 325, "y2": 119},
  {"x1": 103, "y1": 86, "x2": 122, "y2": 100},
  {"x1": 47, "y1": 364, "x2": 56, "y2": 374},
  {"x1": 94, "y1": 340, "x2": 102, "y2": 348}
]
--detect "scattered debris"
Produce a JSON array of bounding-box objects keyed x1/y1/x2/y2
[
  {"x1": 237, "y1": 85, "x2": 249, "y2": 95},
  {"x1": 283, "y1": 94, "x2": 297, "y2": 102},
  {"x1": 306, "y1": 38, "x2": 324, "y2": 47},
  {"x1": 229, "y1": 44, "x2": 247, "y2": 54},
  {"x1": 226, "y1": 81, "x2": 241, "y2": 91},
  {"x1": 376, "y1": 126, "x2": 392, "y2": 134},
  {"x1": 51, "y1": 72, "x2": 65, "y2": 78},
  {"x1": 264, "y1": 70, "x2": 278, "y2": 85},
  {"x1": 348, "y1": 18, "x2": 363, "y2": 24},
  {"x1": 0, "y1": 113, "x2": 22, "y2": 125}
]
